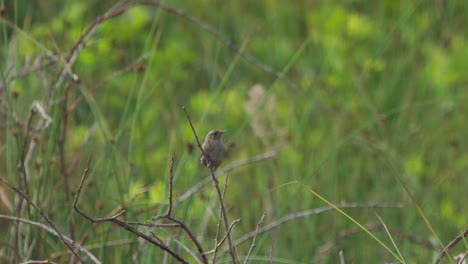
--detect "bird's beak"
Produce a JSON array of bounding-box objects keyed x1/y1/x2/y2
[{"x1": 220, "y1": 130, "x2": 227, "y2": 134}]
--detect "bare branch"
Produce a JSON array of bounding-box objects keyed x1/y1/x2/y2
[
  {"x1": 244, "y1": 213, "x2": 265, "y2": 264},
  {"x1": 0, "y1": 178, "x2": 84, "y2": 262},
  {"x1": 174, "y1": 151, "x2": 276, "y2": 208},
  {"x1": 58, "y1": 82, "x2": 75, "y2": 241},
  {"x1": 151, "y1": 155, "x2": 209, "y2": 264},
  {"x1": 165, "y1": 156, "x2": 175, "y2": 216},
  {"x1": 0, "y1": 215, "x2": 100, "y2": 264},
  {"x1": 207, "y1": 219, "x2": 241, "y2": 257},
  {"x1": 212, "y1": 173, "x2": 230, "y2": 263},
  {"x1": 152, "y1": 215, "x2": 209, "y2": 264},
  {"x1": 183, "y1": 107, "x2": 239, "y2": 263},
  {"x1": 73, "y1": 156, "x2": 189, "y2": 264},
  {"x1": 434, "y1": 229, "x2": 468, "y2": 264}
]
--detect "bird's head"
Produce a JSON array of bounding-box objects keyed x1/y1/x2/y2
[{"x1": 207, "y1": 129, "x2": 226, "y2": 140}]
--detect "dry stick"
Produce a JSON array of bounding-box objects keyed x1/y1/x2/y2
[
  {"x1": 209, "y1": 219, "x2": 241, "y2": 258},
  {"x1": 212, "y1": 173, "x2": 230, "y2": 264},
  {"x1": 433, "y1": 229, "x2": 468, "y2": 264},
  {"x1": 77, "y1": 181, "x2": 152, "y2": 254},
  {"x1": 155, "y1": 216, "x2": 209, "y2": 264},
  {"x1": 166, "y1": 156, "x2": 175, "y2": 216},
  {"x1": 49, "y1": 19, "x2": 96, "y2": 260},
  {"x1": 0, "y1": 178, "x2": 84, "y2": 263},
  {"x1": 18, "y1": 102, "x2": 53, "y2": 263},
  {"x1": 182, "y1": 106, "x2": 239, "y2": 263},
  {"x1": 225, "y1": 219, "x2": 241, "y2": 244},
  {"x1": 152, "y1": 157, "x2": 209, "y2": 264},
  {"x1": 204, "y1": 203, "x2": 404, "y2": 256},
  {"x1": 174, "y1": 151, "x2": 276, "y2": 208},
  {"x1": 73, "y1": 157, "x2": 189, "y2": 264},
  {"x1": 164, "y1": 235, "x2": 202, "y2": 264},
  {"x1": 0, "y1": 215, "x2": 100, "y2": 264},
  {"x1": 2, "y1": 66, "x2": 21, "y2": 264},
  {"x1": 13, "y1": 103, "x2": 40, "y2": 263},
  {"x1": 57, "y1": 83, "x2": 75, "y2": 241},
  {"x1": 17, "y1": 102, "x2": 54, "y2": 261},
  {"x1": 20, "y1": 260, "x2": 59, "y2": 264},
  {"x1": 244, "y1": 212, "x2": 265, "y2": 264}
]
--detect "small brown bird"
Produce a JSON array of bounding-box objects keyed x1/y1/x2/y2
[{"x1": 200, "y1": 129, "x2": 226, "y2": 171}]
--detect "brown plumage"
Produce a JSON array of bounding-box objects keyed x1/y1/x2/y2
[{"x1": 200, "y1": 129, "x2": 226, "y2": 171}]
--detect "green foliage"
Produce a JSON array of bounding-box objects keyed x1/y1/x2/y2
[{"x1": 1, "y1": 0, "x2": 467, "y2": 263}]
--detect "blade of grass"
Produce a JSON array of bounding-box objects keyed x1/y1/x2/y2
[
  {"x1": 275, "y1": 181, "x2": 405, "y2": 263},
  {"x1": 375, "y1": 212, "x2": 404, "y2": 262}
]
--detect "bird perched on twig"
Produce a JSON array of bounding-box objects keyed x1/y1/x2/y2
[{"x1": 200, "y1": 129, "x2": 226, "y2": 171}]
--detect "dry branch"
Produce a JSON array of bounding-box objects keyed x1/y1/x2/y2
[
  {"x1": 0, "y1": 215, "x2": 100, "y2": 264},
  {"x1": 434, "y1": 229, "x2": 468, "y2": 264},
  {"x1": 0, "y1": 178, "x2": 84, "y2": 262},
  {"x1": 183, "y1": 106, "x2": 240, "y2": 263},
  {"x1": 73, "y1": 156, "x2": 189, "y2": 264}
]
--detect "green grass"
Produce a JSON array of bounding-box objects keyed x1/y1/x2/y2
[{"x1": 1, "y1": 0, "x2": 467, "y2": 263}]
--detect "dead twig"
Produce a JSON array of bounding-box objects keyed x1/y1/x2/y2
[
  {"x1": 0, "y1": 215, "x2": 100, "y2": 264},
  {"x1": 434, "y1": 229, "x2": 468, "y2": 264},
  {"x1": 0, "y1": 178, "x2": 84, "y2": 262},
  {"x1": 212, "y1": 173, "x2": 230, "y2": 263},
  {"x1": 152, "y1": 215, "x2": 209, "y2": 264},
  {"x1": 58, "y1": 82, "x2": 75, "y2": 241},
  {"x1": 183, "y1": 106, "x2": 239, "y2": 263},
  {"x1": 166, "y1": 157, "x2": 175, "y2": 216},
  {"x1": 244, "y1": 212, "x2": 265, "y2": 264},
  {"x1": 151, "y1": 156, "x2": 209, "y2": 264},
  {"x1": 73, "y1": 156, "x2": 189, "y2": 264},
  {"x1": 174, "y1": 151, "x2": 276, "y2": 208}
]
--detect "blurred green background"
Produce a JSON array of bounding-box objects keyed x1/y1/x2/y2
[{"x1": 1, "y1": 0, "x2": 467, "y2": 263}]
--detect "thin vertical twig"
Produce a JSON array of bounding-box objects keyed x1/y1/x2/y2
[
  {"x1": 183, "y1": 106, "x2": 239, "y2": 263},
  {"x1": 151, "y1": 156, "x2": 208, "y2": 263},
  {"x1": 212, "y1": 174, "x2": 230, "y2": 263},
  {"x1": 165, "y1": 156, "x2": 175, "y2": 216},
  {"x1": 58, "y1": 83, "x2": 75, "y2": 241},
  {"x1": 244, "y1": 212, "x2": 265, "y2": 264}
]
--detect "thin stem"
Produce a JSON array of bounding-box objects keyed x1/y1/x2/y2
[{"x1": 183, "y1": 107, "x2": 239, "y2": 263}]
